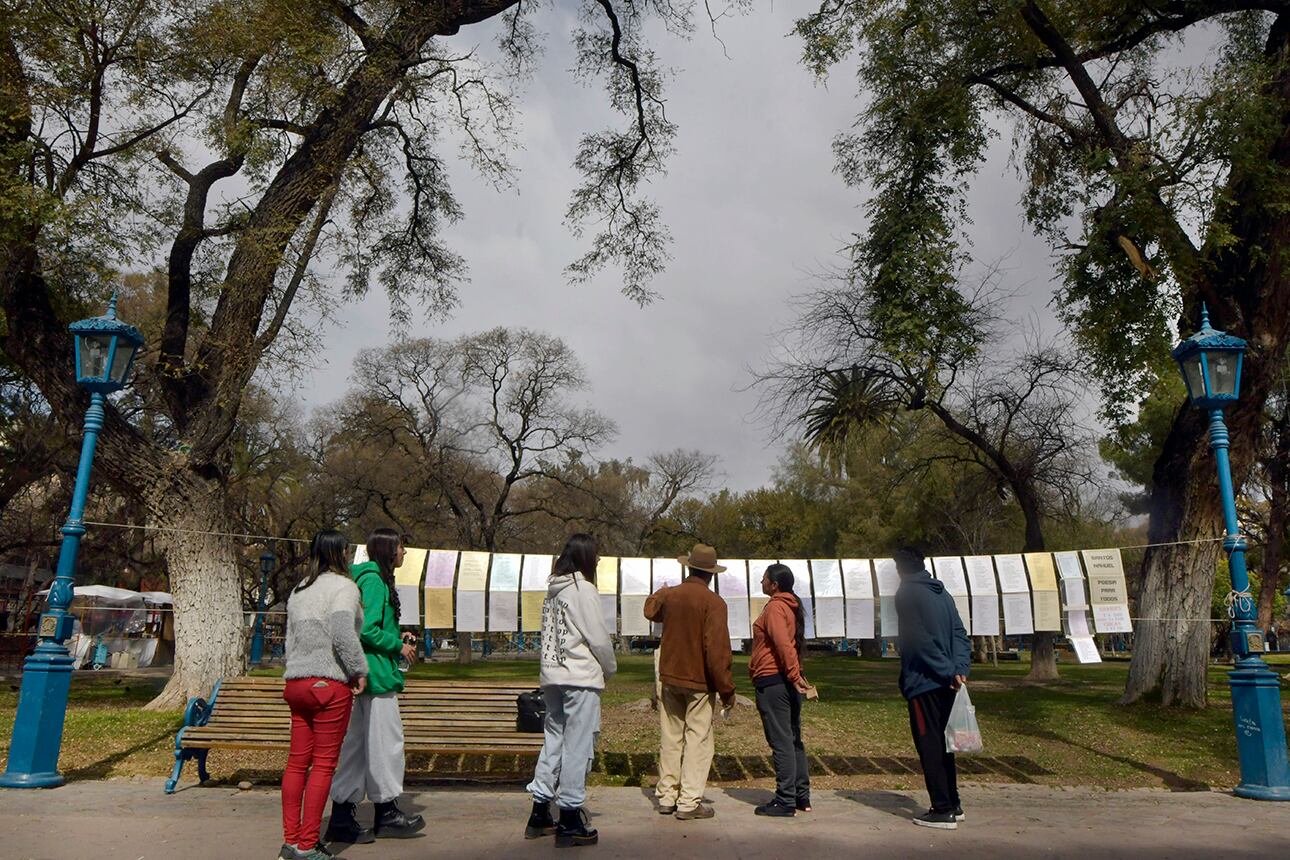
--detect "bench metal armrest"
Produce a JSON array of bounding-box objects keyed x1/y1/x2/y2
[{"x1": 165, "y1": 678, "x2": 223, "y2": 794}]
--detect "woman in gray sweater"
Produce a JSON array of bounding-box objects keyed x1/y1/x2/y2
[{"x1": 279, "y1": 530, "x2": 368, "y2": 860}]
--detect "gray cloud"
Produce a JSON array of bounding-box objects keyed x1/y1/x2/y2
[{"x1": 284, "y1": 6, "x2": 1056, "y2": 492}]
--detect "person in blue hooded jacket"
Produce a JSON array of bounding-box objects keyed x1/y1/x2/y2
[{"x1": 893, "y1": 545, "x2": 970, "y2": 831}]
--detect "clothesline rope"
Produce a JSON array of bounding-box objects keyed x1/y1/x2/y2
[
  {"x1": 9, "y1": 605, "x2": 1247, "y2": 624},
  {"x1": 80, "y1": 520, "x2": 1242, "y2": 555}
]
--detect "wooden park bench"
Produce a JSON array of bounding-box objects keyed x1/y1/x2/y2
[{"x1": 166, "y1": 676, "x2": 543, "y2": 793}]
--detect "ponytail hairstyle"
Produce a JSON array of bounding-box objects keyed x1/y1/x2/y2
[
  {"x1": 553, "y1": 533, "x2": 598, "y2": 584},
  {"x1": 296, "y1": 529, "x2": 350, "y2": 593},
  {"x1": 765, "y1": 563, "x2": 806, "y2": 655},
  {"x1": 366, "y1": 527, "x2": 402, "y2": 617}
]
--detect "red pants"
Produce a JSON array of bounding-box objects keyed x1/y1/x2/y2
[{"x1": 282, "y1": 678, "x2": 354, "y2": 848}]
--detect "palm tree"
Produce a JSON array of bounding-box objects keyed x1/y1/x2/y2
[{"x1": 800, "y1": 367, "x2": 900, "y2": 476}]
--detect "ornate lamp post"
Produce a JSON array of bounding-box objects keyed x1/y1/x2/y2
[
  {"x1": 249, "y1": 550, "x2": 274, "y2": 665},
  {"x1": 0, "y1": 295, "x2": 143, "y2": 788},
  {"x1": 1172, "y1": 305, "x2": 1290, "y2": 800}
]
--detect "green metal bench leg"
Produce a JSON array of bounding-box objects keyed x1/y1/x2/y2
[
  {"x1": 165, "y1": 749, "x2": 185, "y2": 795},
  {"x1": 196, "y1": 749, "x2": 210, "y2": 784},
  {"x1": 163, "y1": 679, "x2": 222, "y2": 795}
]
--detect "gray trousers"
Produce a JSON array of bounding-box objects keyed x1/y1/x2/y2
[
  {"x1": 527, "y1": 686, "x2": 601, "y2": 810},
  {"x1": 330, "y1": 692, "x2": 405, "y2": 805},
  {"x1": 755, "y1": 681, "x2": 810, "y2": 806}
]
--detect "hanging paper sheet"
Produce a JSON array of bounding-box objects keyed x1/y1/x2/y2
[
  {"x1": 747, "y1": 559, "x2": 775, "y2": 621},
  {"x1": 781, "y1": 559, "x2": 816, "y2": 639},
  {"x1": 653, "y1": 558, "x2": 685, "y2": 589},
  {"x1": 718, "y1": 558, "x2": 752, "y2": 640},
  {"x1": 356, "y1": 544, "x2": 419, "y2": 621},
  {"x1": 1023, "y1": 553, "x2": 1062, "y2": 632},
  {"x1": 1054, "y1": 551, "x2": 1089, "y2": 609},
  {"x1": 1065, "y1": 608, "x2": 1102, "y2": 663},
  {"x1": 811, "y1": 559, "x2": 846, "y2": 638},
  {"x1": 993, "y1": 554, "x2": 1034, "y2": 635},
  {"x1": 873, "y1": 557, "x2": 900, "y2": 638},
  {"x1": 963, "y1": 555, "x2": 1001, "y2": 637},
  {"x1": 1082, "y1": 548, "x2": 1133, "y2": 633},
  {"x1": 841, "y1": 558, "x2": 875, "y2": 640},
  {"x1": 520, "y1": 554, "x2": 553, "y2": 633},
  {"x1": 1068, "y1": 636, "x2": 1102, "y2": 663},
  {"x1": 932, "y1": 557, "x2": 972, "y2": 633},
  {"x1": 596, "y1": 556, "x2": 619, "y2": 634},
  {"x1": 651, "y1": 558, "x2": 686, "y2": 636},
  {"x1": 618, "y1": 557, "x2": 652, "y2": 636},
  {"x1": 391, "y1": 547, "x2": 427, "y2": 628},
  {"x1": 423, "y1": 549, "x2": 459, "y2": 629},
  {"x1": 487, "y1": 553, "x2": 522, "y2": 632},
  {"x1": 454, "y1": 551, "x2": 490, "y2": 633}
]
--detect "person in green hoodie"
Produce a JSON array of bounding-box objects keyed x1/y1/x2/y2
[{"x1": 325, "y1": 528, "x2": 425, "y2": 844}]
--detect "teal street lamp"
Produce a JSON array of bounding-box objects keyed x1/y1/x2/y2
[
  {"x1": 1172, "y1": 304, "x2": 1290, "y2": 800},
  {"x1": 0, "y1": 294, "x2": 143, "y2": 789},
  {"x1": 249, "y1": 550, "x2": 274, "y2": 665}
]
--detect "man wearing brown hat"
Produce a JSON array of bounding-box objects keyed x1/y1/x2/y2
[{"x1": 644, "y1": 543, "x2": 736, "y2": 820}]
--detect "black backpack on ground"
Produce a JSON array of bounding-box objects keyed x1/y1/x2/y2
[{"x1": 516, "y1": 689, "x2": 545, "y2": 733}]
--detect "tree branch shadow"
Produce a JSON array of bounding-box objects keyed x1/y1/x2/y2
[
  {"x1": 64, "y1": 727, "x2": 177, "y2": 781},
  {"x1": 1013, "y1": 727, "x2": 1209, "y2": 792}
]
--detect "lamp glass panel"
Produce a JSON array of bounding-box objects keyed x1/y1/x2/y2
[
  {"x1": 1208, "y1": 351, "x2": 1238, "y2": 397},
  {"x1": 1181, "y1": 355, "x2": 1206, "y2": 402},
  {"x1": 79, "y1": 334, "x2": 112, "y2": 381},
  {"x1": 109, "y1": 338, "x2": 136, "y2": 383}
]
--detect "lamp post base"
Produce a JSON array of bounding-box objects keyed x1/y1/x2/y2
[
  {"x1": 1233, "y1": 783, "x2": 1290, "y2": 801},
  {"x1": 0, "y1": 771, "x2": 65, "y2": 789},
  {"x1": 0, "y1": 641, "x2": 75, "y2": 790},
  {"x1": 1228, "y1": 661, "x2": 1290, "y2": 801}
]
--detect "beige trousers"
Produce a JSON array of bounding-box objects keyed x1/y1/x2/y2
[{"x1": 656, "y1": 684, "x2": 716, "y2": 812}]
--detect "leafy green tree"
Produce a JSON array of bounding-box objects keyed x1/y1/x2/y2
[
  {"x1": 757, "y1": 272, "x2": 1097, "y2": 678},
  {"x1": 0, "y1": 0, "x2": 704, "y2": 706},
  {"x1": 795, "y1": 1, "x2": 1290, "y2": 706}
]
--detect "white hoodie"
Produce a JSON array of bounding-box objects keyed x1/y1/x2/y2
[{"x1": 539, "y1": 573, "x2": 617, "y2": 689}]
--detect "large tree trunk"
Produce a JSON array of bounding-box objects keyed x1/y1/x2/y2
[
  {"x1": 1121, "y1": 13, "x2": 1290, "y2": 706},
  {"x1": 1027, "y1": 633, "x2": 1059, "y2": 682},
  {"x1": 456, "y1": 632, "x2": 474, "y2": 665},
  {"x1": 1018, "y1": 502, "x2": 1060, "y2": 683},
  {"x1": 1122, "y1": 402, "x2": 1228, "y2": 707},
  {"x1": 1258, "y1": 396, "x2": 1289, "y2": 631},
  {"x1": 143, "y1": 477, "x2": 244, "y2": 710}
]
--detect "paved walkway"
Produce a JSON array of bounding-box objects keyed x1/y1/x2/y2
[{"x1": 1, "y1": 779, "x2": 1285, "y2": 859}]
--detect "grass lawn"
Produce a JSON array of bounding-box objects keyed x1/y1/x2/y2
[{"x1": 2, "y1": 654, "x2": 1287, "y2": 791}]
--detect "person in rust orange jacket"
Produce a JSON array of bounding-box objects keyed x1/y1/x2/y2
[{"x1": 749, "y1": 563, "x2": 812, "y2": 818}]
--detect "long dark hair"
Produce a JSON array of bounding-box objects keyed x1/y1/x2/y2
[
  {"x1": 765, "y1": 563, "x2": 806, "y2": 655},
  {"x1": 296, "y1": 529, "x2": 350, "y2": 593},
  {"x1": 366, "y1": 527, "x2": 402, "y2": 617},
  {"x1": 553, "y1": 533, "x2": 598, "y2": 584}
]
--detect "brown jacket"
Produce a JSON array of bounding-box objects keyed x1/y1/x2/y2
[
  {"x1": 749, "y1": 592, "x2": 804, "y2": 686},
  {"x1": 644, "y1": 576, "x2": 735, "y2": 698}
]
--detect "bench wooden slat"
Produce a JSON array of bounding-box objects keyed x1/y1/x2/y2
[{"x1": 174, "y1": 676, "x2": 544, "y2": 772}]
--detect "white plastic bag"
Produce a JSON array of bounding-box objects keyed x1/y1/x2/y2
[{"x1": 944, "y1": 685, "x2": 983, "y2": 754}]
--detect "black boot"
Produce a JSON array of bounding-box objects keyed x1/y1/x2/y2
[
  {"x1": 373, "y1": 800, "x2": 426, "y2": 839},
  {"x1": 324, "y1": 801, "x2": 374, "y2": 845},
  {"x1": 555, "y1": 807, "x2": 598, "y2": 847},
  {"x1": 525, "y1": 799, "x2": 557, "y2": 839}
]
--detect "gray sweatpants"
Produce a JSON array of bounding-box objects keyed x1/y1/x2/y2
[
  {"x1": 755, "y1": 681, "x2": 810, "y2": 807},
  {"x1": 330, "y1": 692, "x2": 405, "y2": 804},
  {"x1": 527, "y1": 686, "x2": 601, "y2": 810}
]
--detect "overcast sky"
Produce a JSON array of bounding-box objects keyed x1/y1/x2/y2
[{"x1": 281, "y1": 5, "x2": 1059, "y2": 492}]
